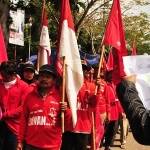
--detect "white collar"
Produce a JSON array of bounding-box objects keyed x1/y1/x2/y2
[{"x1": 4, "y1": 78, "x2": 17, "y2": 89}]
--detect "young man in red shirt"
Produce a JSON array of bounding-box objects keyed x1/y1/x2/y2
[
  {"x1": 95, "y1": 72, "x2": 110, "y2": 149},
  {"x1": 0, "y1": 61, "x2": 29, "y2": 150},
  {"x1": 21, "y1": 63, "x2": 36, "y2": 84},
  {"x1": 17, "y1": 64, "x2": 67, "y2": 150},
  {"x1": 61, "y1": 63, "x2": 96, "y2": 150},
  {"x1": 103, "y1": 71, "x2": 119, "y2": 150}
]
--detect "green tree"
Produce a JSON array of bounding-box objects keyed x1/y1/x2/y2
[
  {"x1": 125, "y1": 13, "x2": 150, "y2": 54},
  {"x1": 0, "y1": 0, "x2": 150, "y2": 59}
]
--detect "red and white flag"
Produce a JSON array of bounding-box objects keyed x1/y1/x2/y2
[
  {"x1": 57, "y1": 0, "x2": 83, "y2": 127},
  {"x1": 103, "y1": 0, "x2": 127, "y2": 56},
  {"x1": 0, "y1": 25, "x2": 8, "y2": 63},
  {"x1": 38, "y1": 8, "x2": 51, "y2": 69}
]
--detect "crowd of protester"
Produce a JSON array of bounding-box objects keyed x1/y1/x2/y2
[{"x1": 0, "y1": 60, "x2": 133, "y2": 150}]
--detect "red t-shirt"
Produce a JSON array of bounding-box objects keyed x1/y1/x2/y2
[
  {"x1": 73, "y1": 80, "x2": 95, "y2": 133},
  {"x1": 96, "y1": 80, "x2": 110, "y2": 114},
  {"x1": 0, "y1": 78, "x2": 29, "y2": 135},
  {"x1": 18, "y1": 86, "x2": 63, "y2": 149},
  {"x1": 106, "y1": 82, "x2": 119, "y2": 121}
]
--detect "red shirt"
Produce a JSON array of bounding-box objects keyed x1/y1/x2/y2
[
  {"x1": 18, "y1": 85, "x2": 63, "y2": 149},
  {"x1": 96, "y1": 80, "x2": 110, "y2": 114},
  {"x1": 73, "y1": 80, "x2": 95, "y2": 133},
  {"x1": 0, "y1": 78, "x2": 29, "y2": 135},
  {"x1": 106, "y1": 82, "x2": 119, "y2": 121}
]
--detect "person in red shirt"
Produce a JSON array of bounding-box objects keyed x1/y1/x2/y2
[
  {"x1": 61, "y1": 62, "x2": 96, "y2": 150},
  {"x1": 21, "y1": 63, "x2": 37, "y2": 84},
  {"x1": 95, "y1": 74, "x2": 110, "y2": 149},
  {"x1": 103, "y1": 71, "x2": 119, "y2": 150},
  {"x1": 0, "y1": 61, "x2": 29, "y2": 150},
  {"x1": 17, "y1": 64, "x2": 67, "y2": 150}
]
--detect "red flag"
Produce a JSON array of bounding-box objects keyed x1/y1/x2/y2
[
  {"x1": 106, "y1": 49, "x2": 114, "y2": 71},
  {"x1": 131, "y1": 40, "x2": 137, "y2": 55},
  {"x1": 57, "y1": 0, "x2": 83, "y2": 127},
  {"x1": 103, "y1": 0, "x2": 127, "y2": 56},
  {"x1": 37, "y1": 8, "x2": 51, "y2": 70},
  {"x1": 0, "y1": 25, "x2": 8, "y2": 63},
  {"x1": 111, "y1": 48, "x2": 125, "y2": 85}
]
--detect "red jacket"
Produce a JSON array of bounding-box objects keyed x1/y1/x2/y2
[
  {"x1": 106, "y1": 82, "x2": 119, "y2": 121},
  {"x1": 18, "y1": 85, "x2": 63, "y2": 149},
  {"x1": 0, "y1": 78, "x2": 29, "y2": 135},
  {"x1": 96, "y1": 80, "x2": 110, "y2": 114},
  {"x1": 73, "y1": 80, "x2": 95, "y2": 133}
]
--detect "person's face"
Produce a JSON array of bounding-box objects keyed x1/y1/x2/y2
[
  {"x1": 38, "y1": 72, "x2": 55, "y2": 89},
  {"x1": 23, "y1": 69, "x2": 34, "y2": 81},
  {"x1": 0, "y1": 71, "x2": 15, "y2": 82}
]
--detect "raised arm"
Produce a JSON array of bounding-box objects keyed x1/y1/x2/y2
[{"x1": 116, "y1": 79, "x2": 150, "y2": 145}]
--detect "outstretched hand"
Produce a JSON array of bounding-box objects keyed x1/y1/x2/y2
[{"x1": 123, "y1": 74, "x2": 136, "y2": 83}]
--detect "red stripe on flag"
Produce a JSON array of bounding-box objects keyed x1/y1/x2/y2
[{"x1": 0, "y1": 25, "x2": 8, "y2": 63}]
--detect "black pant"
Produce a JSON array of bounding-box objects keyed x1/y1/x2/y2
[
  {"x1": 61, "y1": 131, "x2": 89, "y2": 150},
  {"x1": 0, "y1": 121, "x2": 17, "y2": 150},
  {"x1": 104, "y1": 120, "x2": 118, "y2": 147},
  {"x1": 23, "y1": 144, "x2": 40, "y2": 150}
]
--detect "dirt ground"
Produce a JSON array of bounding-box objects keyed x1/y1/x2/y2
[{"x1": 101, "y1": 131, "x2": 150, "y2": 150}]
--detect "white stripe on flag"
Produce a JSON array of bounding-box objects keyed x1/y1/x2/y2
[{"x1": 59, "y1": 20, "x2": 83, "y2": 126}]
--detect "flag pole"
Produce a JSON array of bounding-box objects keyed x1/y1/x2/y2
[
  {"x1": 91, "y1": 44, "x2": 105, "y2": 150},
  {"x1": 14, "y1": 45, "x2": 16, "y2": 61},
  {"x1": 95, "y1": 45, "x2": 105, "y2": 94},
  {"x1": 37, "y1": 0, "x2": 46, "y2": 71},
  {"x1": 91, "y1": 111, "x2": 96, "y2": 150},
  {"x1": 61, "y1": 56, "x2": 66, "y2": 133}
]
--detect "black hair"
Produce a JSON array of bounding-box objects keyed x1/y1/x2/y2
[{"x1": 0, "y1": 61, "x2": 17, "y2": 75}]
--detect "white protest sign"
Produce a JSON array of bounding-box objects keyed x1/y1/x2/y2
[
  {"x1": 9, "y1": 9, "x2": 25, "y2": 46},
  {"x1": 123, "y1": 55, "x2": 150, "y2": 110}
]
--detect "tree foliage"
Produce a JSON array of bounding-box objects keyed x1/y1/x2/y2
[
  {"x1": 124, "y1": 13, "x2": 150, "y2": 54},
  {"x1": 0, "y1": 0, "x2": 150, "y2": 60}
]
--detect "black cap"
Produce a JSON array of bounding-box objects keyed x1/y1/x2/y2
[
  {"x1": 23, "y1": 63, "x2": 35, "y2": 72},
  {"x1": 39, "y1": 64, "x2": 57, "y2": 76},
  {"x1": 82, "y1": 62, "x2": 91, "y2": 71}
]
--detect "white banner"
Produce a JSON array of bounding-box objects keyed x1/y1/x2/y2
[
  {"x1": 9, "y1": 9, "x2": 25, "y2": 46},
  {"x1": 123, "y1": 55, "x2": 150, "y2": 109}
]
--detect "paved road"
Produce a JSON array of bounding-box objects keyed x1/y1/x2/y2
[{"x1": 101, "y1": 132, "x2": 150, "y2": 150}]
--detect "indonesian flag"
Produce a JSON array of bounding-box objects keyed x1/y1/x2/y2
[
  {"x1": 38, "y1": 9, "x2": 51, "y2": 69},
  {"x1": 0, "y1": 25, "x2": 8, "y2": 63},
  {"x1": 103, "y1": 0, "x2": 127, "y2": 56},
  {"x1": 58, "y1": 0, "x2": 83, "y2": 127}
]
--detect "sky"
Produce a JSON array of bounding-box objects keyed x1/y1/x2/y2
[
  {"x1": 126, "y1": 4, "x2": 150, "y2": 16},
  {"x1": 11, "y1": 0, "x2": 150, "y2": 17},
  {"x1": 122, "y1": 0, "x2": 150, "y2": 16}
]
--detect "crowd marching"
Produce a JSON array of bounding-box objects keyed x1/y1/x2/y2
[
  {"x1": 1, "y1": 0, "x2": 150, "y2": 148},
  {"x1": 0, "y1": 60, "x2": 130, "y2": 150}
]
